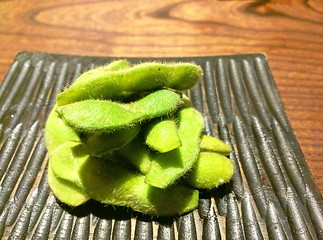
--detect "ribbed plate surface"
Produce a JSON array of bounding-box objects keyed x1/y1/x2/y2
[{"x1": 0, "y1": 52, "x2": 322, "y2": 239}]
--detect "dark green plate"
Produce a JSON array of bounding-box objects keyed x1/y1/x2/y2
[{"x1": 0, "y1": 52, "x2": 322, "y2": 239}]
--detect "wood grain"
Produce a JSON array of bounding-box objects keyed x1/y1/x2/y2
[{"x1": 0, "y1": 0, "x2": 322, "y2": 193}]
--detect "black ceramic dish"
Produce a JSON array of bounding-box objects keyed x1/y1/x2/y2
[{"x1": 0, "y1": 52, "x2": 322, "y2": 239}]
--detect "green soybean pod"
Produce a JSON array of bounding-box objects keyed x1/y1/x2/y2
[
  {"x1": 77, "y1": 125, "x2": 141, "y2": 156},
  {"x1": 45, "y1": 106, "x2": 81, "y2": 155},
  {"x1": 184, "y1": 152, "x2": 234, "y2": 189},
  {"x1": 145, "y1": 118, "x2": 181, "y2": 153},
  {"x1": 49, "y1": 142, "x2": 91, "y2": 188},
  {"x1": 200, "y1": 135, "x2": 232, "y2": 155},
  {"x1": 81, "y1": 158, "x2": 198, "y2": 216},
  {"x1": 56, "y1": 62, "x2": 202, "y2": 105},
  {"x1": 75, "y1": 60, "x2": 131, "y2": 84},
  {"x1": 57, "y1": 90, "x2": 182, "y2": 132},
  {"x1": 104, "y1": 59, "x2": 131, "y2": 71},
  {"x1": 47, "y1": 164, "x2": 90, "y2": 206},
  {"x1": 114, "y1": 136, "x2": 152, "y2": 175},
  {"x1": 145, "y1": 106, "x2": 204, "y2": 189},
  {"x1": 50, "y1": 141, "x2": 198, "y2": 216}
]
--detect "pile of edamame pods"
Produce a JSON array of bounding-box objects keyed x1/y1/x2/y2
[{"x1": 45, "y1": 60, "x2": 234, "y2": 216}]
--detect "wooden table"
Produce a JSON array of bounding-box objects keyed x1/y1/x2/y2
[{"x1": 0, "y1": 0, "x2": 322, "y2": 193}]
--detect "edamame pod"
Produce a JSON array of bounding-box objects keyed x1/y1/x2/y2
[
  {"x1": 114, "y1": 136, "x2": 152, "y2": 174},
  {"x1": 104, "y1": 59, "x2": 131, "y2": 71},
  {"x1": 50, "y1": 141, "x2": 198, "y2": 216},
  {"x1": 45, "y1": 60, "x2": 235, "y2": 216},
  {"x1": 77, "y1": 125, "x2": 141, "y2": 156},
  {"x1": 45, "y1": 106, "x2": 81, "y2": 155},
  {"x1": 81, "y1": 157, "x2": 199, "y2": 216},
  {"x1": 145, "y1": 107, "x2": 204, "y2": 188},
  {"x1": 184, "y1": 152, "x2": 234, "y2": 189},
  {"x1": 57, "y1": 90, "x2": 182, "y2": 132},
  {"x1": 145, "y1": 119, "x2": 181, "y2": 153},
  {"x1": 200, "y1": 135, "x2": 231, "y2": 155},
  {"x1": 78, "y1": 60, "x2": 131, "y2": 84},
  {"x1": 57, "y1": 62, "x2": 202, "y2": 105},
  {"x1": 50, "y1": 142, "x2": 91, "y2": 188},
  {"x1": 48, "y1": 164, "x2": 90, "y2": 206}
]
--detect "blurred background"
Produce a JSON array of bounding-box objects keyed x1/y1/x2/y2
[{"x1": 0, "y1": 0, "x2": 322, "y2": 192}]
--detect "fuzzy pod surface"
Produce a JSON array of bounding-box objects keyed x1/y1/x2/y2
[
  {"x1": 185, "y1": 152, "x2": 234, "y2": 189},
  {"x1": 145, "y1": 118, "x2": 181, "y2": 153},
  {"x1": 50, "y1": 141, "x2": 198, "y2": 216},
  {"x1": 48, "y1": 164, "x2": 90, "y2": 207},
  {"x1": 78, "y1": 125, "x2": 141, "y2": 156},
  {"x1": 200, "y1": 135, "x2": 232, "y2": 155},
  {"x1": 57, "y1": 90, "x2": 182, "y2": 132},
  {"x1": 145, "y1": 107, "x2": 204, "y2": 189},
  {"x1": 57, "y1": 62, "x2": 202, "y2": 105},
  {"x1": 45, "y1": 106, "x2": 81, "y2": 155}
]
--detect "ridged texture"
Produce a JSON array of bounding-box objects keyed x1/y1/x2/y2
[{"x1": 0, "y1": 52, "x2": 321, "y2": 239}]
